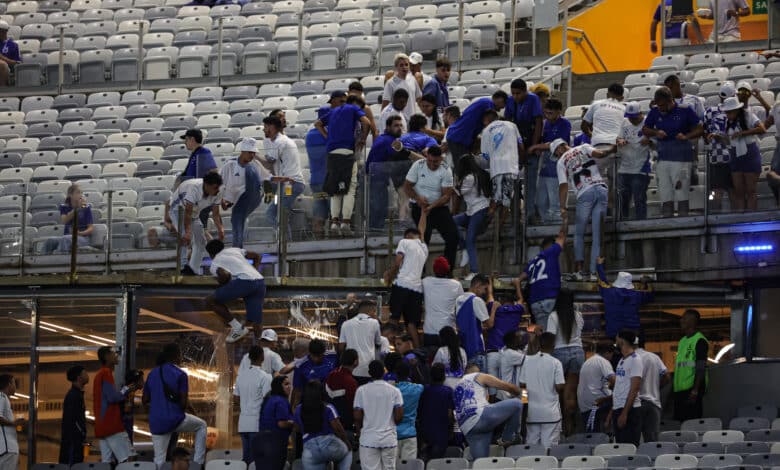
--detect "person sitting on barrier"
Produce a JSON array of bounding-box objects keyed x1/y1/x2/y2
[
  {"x1": 43, "y1": 183, "x2": 94, "y2": 255},
  {"x1": 205, "y1": 239, "x2": 264, "y2": 344}
]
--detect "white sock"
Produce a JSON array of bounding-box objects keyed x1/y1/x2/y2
[{"x1": 229, "y1": 319, "x2": 242, "y2": 330}]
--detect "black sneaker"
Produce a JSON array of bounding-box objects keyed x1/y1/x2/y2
[{"x1": 180, "y1": 266, "x2": 197, "y2": 276}]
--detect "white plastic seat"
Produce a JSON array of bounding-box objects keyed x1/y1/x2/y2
[
  {"x1": 155, "y1": 88, "x2": 190, "y2": 106},
  {"x1": 427, "y1": 458, "x2": 470, "y2": 470},
  {"x1": 472, "y1": 12, "x2": 504, "y2": 52},
  {"x1": 561, "y1": 456, "x2": 606, "y2": 469},
  {"x1": 702, "y1": 430, "x2": 744, "y2": 444},
  {"x1": 682, "y1": 418, "x2": 723, "y2": 433},
  {"x1": 687, "y1": 53, "x2": 723, "y2": 71},
  {"x1": 102, "y1": 162, "x2": 137, "y2": 178},
  {"x1": 697, "y1": 454, "x2": 743, "y2": 468},
  {"x1": 472, "y1": 457, "x2": 516, "y2": 469},
  {"x1": 177, "y1": 45, "x2": 211, "y2": 78},
  {"x1": 196, "y1": 114, "x2": 230, "y2": 130},
  {"x1": 594, "y1": 444, "x2": 636, "y2": 457},
  {"x1": 654, "y1": 454, "x2": 698, "y2": 469}
]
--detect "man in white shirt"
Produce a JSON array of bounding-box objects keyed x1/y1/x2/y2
[
  {"x1": 219, "y1": 137, "x2": 270, "y2": 248},
  {"x1": 233, "y1": 345, "x2": 272, "y2": 465},
  {"x1": 499, "y1": 329, "x2": 528, "y2": 401},
  {"x1": 553, "y1": 139, "x2": 616, "y2": 277},
  {"x1": 699, "y1": 0, "x2": 750, "y2": 42},
  {"x1": 577, "y1": 342, "x2": 616, "y2": 432},
  {"x1": 354, "y1": 360, "x2": 405, "y2": 470},
  {"x1": 382, "y1": 53, "x2": 422, "y2": 121},
  {"x1": 616, "y1": 102, "x2": 653, "y2": 220},
  {"x1": 261, "y1": 115, "x2": 306, "y2": 229},
  {"x1": 147, "y1": 173, "x2": 224, "y2": 275},
  {"x1": 582, "y1": 83, "x2": 625, "y2": 176},
  {"x1": 519, "y1": 332, "x2": 565, "y2": 448},
  {"x1": 481, "y1": 109, "x2": 523, "y2": 225},
  {"x1": 404, "y1": 146, "x2": 458, "y2": 268},
  {"x1": 339, "y1": 299, "x2": 383, "y2": 384},
  {"x1": 384, "y1": 210, "x2": 429, "y2": 348},
  {"x1": 238, "y1": 329, "x2": 286, "y2": 376},
  {"x1": 205, "y1": 239, "x2": 265, "y2": 344},
  {"x1": 378, "y1": 88, "x2": 409, "y2": 135},
  {"x1": 637, "y1": 346, "x2": 670, "y2": 443},
  {"x1": 421, "y1": 256, "x2": 464, "y2": 348},
  {"x1": 0, "y1": 374, "x2": 23, "y2": 469}
]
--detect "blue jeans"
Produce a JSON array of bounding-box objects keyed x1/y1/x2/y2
[
  {"x1": 618, "y1": 173, "x2": 649, "y2": 220},
  {"x1": 266, "y1": 181, "x2": 305, "y2": 231},
  {"x1": 453, "y1": 208, "x2": 488, "y2": 273},
  {"x1": 232, "y1": 191, "x2": 262, "y2": 249},
  {"x1": 552, "y1": 345, "x2": 585, "y2": 375},
  {"x1": 537, "y1": 175, "x2": 561, "y2": 224},
  {"x1": 310, "y1": 183, "x2": 329, "y2": 220},
  {"x1": 575, "y1": 185, "x2": 608, "y2": 273},
  {"x1": 301, "y1": 434, "x2": 351, "y2": 470},
  {"x1": 43, "y1": 235, "x2": 90, "y2": 254},
  {"x1": 531, "y1": 298, "x2": 556, "y2": 330},
  {"x1": 465, "y1": 398, "x2": 523, "y2": 459},
  {"x1": 525, "y1": 154, "x2": 539, "y2": 222},
  {"x1": 240, "y1": 432, "x2": 257, "y2": 464}
]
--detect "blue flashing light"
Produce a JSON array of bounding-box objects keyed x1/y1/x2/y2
[{"x1": 733, "y1": 244, "x2": 774, "y2": 254}]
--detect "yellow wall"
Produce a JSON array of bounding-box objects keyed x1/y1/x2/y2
[{"x1": 549, "y1": 0, "x2": 769, "y2": 75}]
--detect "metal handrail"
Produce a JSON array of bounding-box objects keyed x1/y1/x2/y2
[
  {"x1": 565, "y1": 27, "x2": 608, "y2": 72},
  {"x1": 516, "y1": 49, "x2": 574, "y2": 108}
]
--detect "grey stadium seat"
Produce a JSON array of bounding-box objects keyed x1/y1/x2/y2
[
  {"x1": 427, "y1": 458, "x2": 470, "y2": 470},
  {"x1": 26, "y1": 123, "x2": 60, "y2": 139},
  {"x1": 698, "y1": 455, "x2": 743, "y2": 468},
  {"x1": 725, "y1": 441, "x2": 771, "y2": 455},
  {"x1": 658, "y1": 431, "x2": 699, "y2": 443},
  {"x1": 15, "y1": 52, "x2": 48, "y2": 86},
  {"x1": 637, "y1": 443, "x2": 680, "y2": 459},
  {"x1": 241, "y1": 41, "x2": 278, "y2": 74},
  {"x1": 110, "y1": 221, "x2": 143, "y2": 249},
  {"x1": 126, "y1": 104, "x2": 161, "y2": 120},
  {"x1": 744, "y1": 429, "x2": 780, "y2": 442},
  {"x1": 742, "y1": 454, "x2": 780, "y2": 467},
  {"x1": 73, "y1": 135, "x2": 108, "y2": 151},
  {"x1": 57, "y1": 109, "x2": 93, "y2": 124},
  {"x1": 682, "y1": 418, "x2": 723, "y2": 433},
  {"x1": 730, "y1": 417, "x2": 770, "y2": 433},
  {"x1": 550, "y1": 444, "x2": 594, "y2": 459},
  {"x1": 223, "y1": 86, "x2": 258, "y2": 102},
  {"x1": 608, "y1": 456, "x2": 653, "y2": 469},
  {"x1": 683, "y1": 442, "x2": 723, "y2": 457}
]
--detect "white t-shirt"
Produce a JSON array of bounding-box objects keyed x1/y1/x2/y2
[
  {"x1": 354, "y1": 380, "x2": 404, "y2": 448},
  {"x1": 613, "y1": 352, "x2": 643, "y2": 410},
  {"x1": 453, "y1": 373, "x2": 490, "y2": 435},
  {"x1": 432, "y1": 346, "x2": 468, "y2": 385},
  {"x1": 547, "y1": 310, "x2": 584, "y2": 349},
  {"x1": 263, "y1": 133, "x2": 304, "y2": 183},
  {"x1": 455, "y1": 293, "x2": 490, "y2": 323},
  {"x1": 637, "y1": 348, "x2": 667, "y2": 409},
  {"x1": 239, "y1": 349, "x2": 285, "y2": 376},
  {"x1": 394, "y1": 238, "x2": 428, "y2": 292},
  {"x1": 405, "y1": 159, "x2": 454, "y2": 204},
  {"x1": 458, "y1": 173, "x2": 490, "y2": 216},
  {"x1": 377, "y1": 105, "x2": 407, "y2": 135},
  {"x1": 556, "y1": 144, "x2": 606, "y2": 199},
  {"x1": 618, "y1": 118, "x2": 651, "y2": 175},
  {"x1": 771, "y1": 103, "x2": 780, "y2": 141},
  {"x1": 519, "y1": 352, "x2": 565, "y2": 423},
  {"x1": 584, "y1": 98, "x2": 626, "y2": 146},
  {"x1": 210, "y1": 247, "x2": 263, "y2": 280},
  {"x1": 577, "y1": 354, "x2": 615, "y2": 412},
  {"x1": 380, "y1": 336, "x2": 391, "y2": 356},
  {"x1": 481, "y1": 120, "x2": 521, "y2": 178},
  {"x1": 710, "y1": 0, "x2": 748, "y2": 37},
  {"x1": 422, "y1": 276, "x2": 464, "y2": 335},
  {"x1": 676, "y1": 94, "x2": 706, "y2": 120},
  {"x1": 499, "y1": 347, "x2": 526, "y2": 401},
  {"x1": 382, "y1": 74, "x2": 421, "y2": 121},
  {"x1": 0, "y1": 392, "x2": 17, "y2": 454},
  {"x1": 219, "y1": 158, "x2": 269, "y2": 204},
  {"x1": 233, "y1": 364, "x2": 272, "y2": 432},
  {"x1": 169, "y1": 178, "x2": 220, "y2": 223},
  {"x1": 339, "y1": 313, "x2": 382, "y2": 378}
]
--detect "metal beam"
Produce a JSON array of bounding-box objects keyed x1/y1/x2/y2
[{"x1": 139, "y1": 308, "x2": 217, "y2": 335}]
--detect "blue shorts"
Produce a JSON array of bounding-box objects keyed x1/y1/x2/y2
[
  {"x1": 729, "y1": 143, "x2": 762, "y2": 174},
  {"x1": 214, "y1": 278, "x2": 266, "y2": 323}
]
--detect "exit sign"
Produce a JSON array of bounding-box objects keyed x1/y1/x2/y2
[{"x1": 753, "y1": 0, "x2": 767, "y2": 14}]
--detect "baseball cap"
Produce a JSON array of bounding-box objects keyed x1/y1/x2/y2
[
  {"x1": 0, "y1": 21, "x2": 9, "y2": 31},
  {"x1": 736, "y1": 80, "x2": 752, "y2": 92},
  {"x1": 181, "y1": 128, "x2": 203, "y2": 143},
  {"x1": 408, "y1": 52, "x2": 423, "y2": 65},
  {"x1": 237, "y1": 137, "x2": 258, "y2": 153},
  {"x1": 328, "y1": 90, "x2": 346, "y2": 103},
  {"x1": 719, "y1": 81, "x2": 736, "y2": 99},
  {"x1": 260, "y1": 329, "x2": 278, "y2": 342},
  {"x1": 624, "y1": 101, "x2": 641, "y2": 118},
  {"x1": 549, "y1": 138, "x2": 567, "y2": 155},
  {"x1": 432, "y1": 256, "x2": 450, "y2": 277}
]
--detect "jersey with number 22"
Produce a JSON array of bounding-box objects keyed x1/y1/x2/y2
[{"x1": 525, "y1": 243, "x2": 562, "y2": 303}]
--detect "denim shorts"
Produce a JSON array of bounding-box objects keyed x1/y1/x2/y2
[
  {"x1": 214, "y1": 278, "x2": 266, "y2": 323},
  {"x1": 553, "y1": 346, "x2": 585, "y2": 375}
]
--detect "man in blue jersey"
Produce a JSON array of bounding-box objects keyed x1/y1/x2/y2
[
  {"x1": 527, "y1": 98, "x2": 571, "y2": 224},
  {"x1": 400, "y1": 114, "x2": 438, "y2": 153},
  {"x1": 519, "y1": 219, "x2": 567, "y2": 330},
  {"x1": 0, "y1": 21, "x2": 20, "y2": 87},
  {"x1": 305, "y1": 107, "x2": 331, "y2": 237},
  {"x1": 596, "y1": 256, "x2": 654, "y2": 340},
  {"x1": 291, "y1": 339, "x2": 338, "y2": 406},
  {"x1": 455, "y1": 274, "x2": 497, "y2": 372},
  {"x1": 444, "y1": 91, "x2": 508, "y2": 168},
  {"x1": 650, "y1": 0, "x2": 704, "y2": 52}
]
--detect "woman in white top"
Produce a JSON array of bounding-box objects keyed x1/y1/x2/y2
[
  {"x1": 432, "y1": 326, "x2": 468, "y2": 389},
  {"x1": 721, "y1": 97, "x2": 766, "y2": 211},
  {"x1": 453, "y1": 371, "x2": 522, "y2": 460},
  {"x1": 546, "y1": 290, "x2": 585, "y2": 435},
  {"x1": 453, "y1": 155, "x2": 491, "y2": 281},
  {"x1": 609, "y1": 329, "x2": 644, "y2": 446}
]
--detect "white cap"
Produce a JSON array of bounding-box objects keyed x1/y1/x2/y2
[
  {"x1": 624, "y1": 101, "x2": 641, "y2": 118},
  {"x1": 720, "y1": 96, "x2": 744, "y2": 112},
  {"x1": 408, "y1": 52, "x2": 423, "y2": 65},
  {"x1": 237, "y1": 137, "x2": 258, "y2": 154},
  {"x1": 260, "y1": 329, "x2": 278, "y2": 342},
  {"x1": 613, "y1": 272, "x2": 634, "y2": 289},
  {"x1": 549, "y1": 138, "x2": 567, "y2": 155},
  {"x1": 719, "y1": 81, "x2": 736, "y2": 99},
  {"x1": 736, "y1": 80, "x2": 752, "y2": 91},
  {"x1": 0, "y1": 21, "x2": 9, "y2": 31}
]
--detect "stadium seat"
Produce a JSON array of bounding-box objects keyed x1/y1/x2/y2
[
  {"x1": 702, "y1": 430, "x2": 744, "y2": 444},
  {"x1": 562, "y1": 456, "x2": 607, "y2": 469},
  {"x1": 570, "y1": 434, "x2": 610, "y2": 446},
  {"x1": 427, "y1": 458, "x2": 471, "y2": 470},
  {"x1": 608, "y1": 455, "x2": 653, "y2": 469},
  {"x1": 742, "y1": 454, "x2": 780, "y2": 467},
  {"x1": 638, "y1": 443, "x2": 680, "y2": 460},
  {"x1": 730, "y1": 417, "x2": 771, "y2": 433},
  {"x1": 654, "y1": 454, "x2": 698, "y2": 469},
  {"x1": 683, "y1": 442, "x2": 723, "y2": 457},
  {"x1": 744, "y1": 429, "x2": 780, "y2": 442},
  {"x1": 594, "y1": 444, "x2": 637, "y2": 457},
  {"x1": 682, "y1": 418, "x2": 723, "y2": 433},
  {"x1": 396, "y1": 459, "x2": 425, "y2": 470},
  {"x1": 698, "y1": 454, "x2": 743, "y2": 468},
  {"x1": 552, "y1": 444, "x2": 594, "y2": 459},
  {"x1": 204, "y1": 461, "x2": 245, "y2": 470},
  {"x1": 116, "y1": 462, "x2": 157, "y2": 470}
]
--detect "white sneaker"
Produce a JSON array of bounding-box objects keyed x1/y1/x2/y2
[
  {"x1": 329, "y1": 222, "x2": 340, "y2": 236},
  {"x1": 226, "y1": 327, "x2": 250, "y2": 344},
  {"x1": 463, "y1": 272, "x2": 477, "y2": 282},
  {"x1": 459, "y1": 250, "x2": 470, "y2": 268},
  {"x1": 340, "y1": 222, "x2": 352, "y2": 236}
]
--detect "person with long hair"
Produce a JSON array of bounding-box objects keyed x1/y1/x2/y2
[
  {"x1": 43, "y1": 183, "x2": 94, "y2": 254},
  {"x1": 432, "y1": 326, "x2": 468, "y2": 389},
  {"x1": 254, "y1": 375, "x2": 294, "y2": 470},
  {"x1": 546, "y1": 291, "x2": 585, "y2": 436},
  {"x1": 293, "y1": 380, "x2": 352, "y2": 470},
  {"x1": 608, "y1": 329, "x2": 644, "y2": 446},
  {"x1": 453, "y1": 155, "x2": 491, "y2": 281},
  {"x1": 419, "y1": 94, "x2": 446, "y2": 141},
  {"x1": 721, "y1": 96, "x2": 765, "y2": 211}
]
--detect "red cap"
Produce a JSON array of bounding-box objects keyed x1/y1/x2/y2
[{"x1": 432, "y1": 256, "x2": 450, "y2": 276}]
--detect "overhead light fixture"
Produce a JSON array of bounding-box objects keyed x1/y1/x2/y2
[{"x1": 734, "y1": 244, "x2": 774, "y2": 254}]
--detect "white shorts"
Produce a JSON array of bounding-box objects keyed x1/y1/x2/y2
[
  {"x1": 360, "y1": 446, "x2": 396, "y2": 470},
  {"x1": 396, "y1": 437, "x2": 417, "y2": 460},
  {"x1": 526, "y1": 421, "x2": 562, "y2": 449},
  {"x1": 99, "y1": 431, "x2": 134, "y2": 464},
  {"x1": 655, "y1": 160, "x2": 691, "y2": 203}
]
